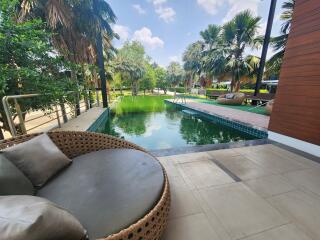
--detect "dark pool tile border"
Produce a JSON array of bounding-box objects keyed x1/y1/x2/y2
[
  {"x1": 87, "y1": 108, "x2": 110, "y2": 132},
  {"x1": 151, "y1": 139, "x2": 270, "y2": 157},
  {"x1": 165, "y1": 100, "x2": 268, "y2": 139}
]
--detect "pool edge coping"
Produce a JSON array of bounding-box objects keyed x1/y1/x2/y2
[{"x1": 165, "y1": 99, "x2": 268, "y2": 139}]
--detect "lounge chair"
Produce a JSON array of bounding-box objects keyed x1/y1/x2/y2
[
  {"x1": 0, "y1": 131, "x2": 170, "y2": 240},
  {"x1": 217, "y1": 92, "x2": 245, "y2": 105}
]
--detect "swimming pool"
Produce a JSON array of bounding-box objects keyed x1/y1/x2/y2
[{"x1": 94, "y1": 107, "x2": 258, "y2": 150}]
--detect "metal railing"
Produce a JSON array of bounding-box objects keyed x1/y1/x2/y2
[{"x1": 2, "y1": 90, "x2": 101, "y2": 137}]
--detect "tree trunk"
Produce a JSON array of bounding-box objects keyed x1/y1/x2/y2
[
  {"x1": 144, "y1": 89, "x2": 146, "y2": 95},
  {"x1": 120, "y1": 85, "x2": 123, "y2": 95},
  {"x1": 132, "y1": 81, "x2": 138, "y2": 96},
  {"x1": 71, "y1": 71, "x2": 81, "y2": 116},
  {"x1": 84, "y1": 91, "x2": 89, "y2": 111},
  {"x1": 59, "y1": 99, "x2": 68, "y2": 123},
  {"x1": 88, "y1": 91, "x2": 93, "y2": 108},
  {"x1": 0, "y1": 128, "x2": 5, "y2": 140},
  {"x1": 94, "y1": 26, "x2": 108, "y2": 107},
  {"x1": 230, "y1": 75, "x2": 235, "y2": 92},
  {"x1": 234, "y1": 81, "x2": 241, "y2": 92}
]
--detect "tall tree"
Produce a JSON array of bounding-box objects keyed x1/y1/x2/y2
[
  {"x1": 167, "y1": 62, "x2": 184, "y2": 92},
  {"x1": 266, "y1": 0, "x2": 295, "y2": 78},
  {"x1": 140, "y1": 64, "x2": 156, "y2": 95},
  {"x1": 113, "y1": 41, "x2": 146, "y2": 96},
  {"x1": 183, "y1": 41, "x2": 204, "y2": 88},
  {"x1": 0, "y1": 0, "x2": 76, "y2": 137},
  {"x1": 18, "y1": 0, "x2": 118, "y2": 107},
  {"x1": 200, "y1": 11, "x2": 261, "y2": 92},
  {"x1": 155, "y1": 67, "x2": 168, "y2": 94}
]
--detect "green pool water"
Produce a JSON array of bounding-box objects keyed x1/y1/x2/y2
[{"x1": 96, "y1": 107, "x2": 257, "y2": 150}]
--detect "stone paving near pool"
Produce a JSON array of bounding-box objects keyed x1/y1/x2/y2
[
  {"x1": 167, "y1": 99, "x2": 270, "y2": 131},
  {"x1": 159, "y1": 144, "x2": 320, "y2": 240}
]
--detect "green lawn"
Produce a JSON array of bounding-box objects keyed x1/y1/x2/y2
[
  {"x1": 111, "y1": 95, "x2": 173, "y2": 115},
  {"x1": 195, "y1": 99, "x2": 269, "y2": 115}
]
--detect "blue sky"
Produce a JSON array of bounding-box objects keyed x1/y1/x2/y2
[{"x1": 108, "y1": 0, "x2": 286, "y2": 67}]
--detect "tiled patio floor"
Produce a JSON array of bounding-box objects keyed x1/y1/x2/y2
[{"x1": 159, "y1": 144, "x2": 320, "y2": 240}]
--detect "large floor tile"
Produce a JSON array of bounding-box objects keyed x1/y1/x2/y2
[
  {"x1": 215, "y1": 155, "x2": 274, "y2": 181},
  {"x1": 255, "y1": 145, "x2": 320, "y2": 169},
  {"x1": 169, "y1": 152, "x2": 212, "y2": 164},
  {"x1": 169, "y1": 176, "x2": 202, "y2": 219},
  {"x1": 244, "y1": 174, "x2": 296, "y2": 198},
  {"x1": 233, "y1": 145, "x2": 269, "y2": 155},
  {"x1": 192, "y1": 189, "x2": 233, "y2": 240},
  {"x1": 268, "y1": 190, "x2": 320, "y2": 240},
  {"x1": 162, "y1": 213, "x2": 221, "y2": 240},
  {"x1": 199, "y1": 183, "x2": 288, "y2": 240},
  {"x1": 206, "y1": 148, "x2": 240, "y2": 160},
  {"x1": 243, "y1": 151, "x2": 308, "y2": 174},
  {"x1": 158, "y1": 157, "x2": 181, "y2": 178},
  {"x1": 284, "y1": 168, "x2": 320, "y2": 196},
  {"x1": 177, "y1": 159, "x2": 234, "y2": 189},
  {"x1": 262, "y1": 145, "x2": 320, "y2": 168},
  {"x1": 244, "y1": 224, "x2": 312, "y2": 240}
]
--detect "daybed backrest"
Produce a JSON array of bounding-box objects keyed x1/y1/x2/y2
[{"x1": 0, "y1": 131, "x2": 146, "y2": 159}]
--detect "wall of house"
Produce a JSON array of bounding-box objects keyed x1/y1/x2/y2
[{"x1": 268, "y1": 0, "x2": 320, "y2": 149}]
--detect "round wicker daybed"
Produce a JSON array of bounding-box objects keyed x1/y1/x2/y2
[
  {"x1": 217, "y1": 92, "x2": 245, "y2": 105},
  {"x1": 0, "y1": 131, "x2": 170, "y2": 240}
]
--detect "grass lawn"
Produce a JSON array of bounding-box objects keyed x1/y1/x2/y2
[
  {"x1": 194, "y1": 99, "x2": 269, "y2": 115},
  {"x1": 111, "y1": 95, "x2": 173, "y2": 115}
]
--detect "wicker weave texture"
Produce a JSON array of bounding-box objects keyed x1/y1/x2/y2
[{"x1": 0, "y1": 131, "x2": 170, "y2": 240}]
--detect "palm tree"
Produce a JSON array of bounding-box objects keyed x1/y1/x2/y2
[
  {"x1": 112, "y1": 41, "x2": 146, "y2": 96},
  {"x1": 266, "y1": 0, "x2": 295, "y2": 78},
  {"x1": 200, "y1": 11, "x2": 261, "y2": 92},
  {"x1": 18, "y1": 0, "x2": 118, "y2": 107},
  {"x1": 182, "y1": 41, "x2": 204, "y2": 88},
  {"x1": 167, "y1": 62, "x2": 184, "y2": 94}
]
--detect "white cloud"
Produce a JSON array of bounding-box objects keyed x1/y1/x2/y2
[
  {"x1": 155, "y1": 6, "x2": 176, "y2": 23},
  {"x1": 197, "y1": 0, "x2": 224, "y2": 15},
  {"x1": 149, "y1": 0, "x2": 176, "y2": 23},
  {"x1": 197, "y1": 0, "x2": 260, "y2": 23},
  {"x1": 132, "y1": 4, "x2": 146, "y2": 15},
  {"x1": 150, "y1": 0, "x2": 167, "y2": 5},
  {"x1": 169, "y1": 56, "x2": 179, "y2": 62},
  {"x1": 113, "y1": 24, "x2": 130, "y2": 41},
  {"x1": 223, "y1": 0, "x2": 259, "y2": 22},
  {"x1": 132, "y1": 27, "x2": 164, "y2": 49}
]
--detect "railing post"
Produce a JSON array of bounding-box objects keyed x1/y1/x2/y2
[
  {"x1": 2, "y1": 97, "x2": 17, "y2": 137},
  {"x1": 88, "y1": 90, "x2": 93, "y2": 109},
  {"x1": 55, "y1": 105, "x2": 61, "y2": 128},
  {"x1": 14, "y1": 99, "x2": 27, "y2": 134}
]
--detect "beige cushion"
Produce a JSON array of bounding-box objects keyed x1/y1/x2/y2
[
  {"x1": 0, "y1": 155, "x2": 34, "y2": 196},
  {"x1": 3, "y1": 134, "x2": 71, "y2": 187},
  {"x1": 0, "y1": 195, "x2": 87, "y2": 240}
]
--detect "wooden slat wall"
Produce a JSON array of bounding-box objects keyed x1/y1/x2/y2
[{"x1": 268, "y1": 0, "x2": 320, "y2": 145}]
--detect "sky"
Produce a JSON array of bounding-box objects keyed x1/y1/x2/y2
[{"x1": 108, "y1": 0, "x2": 286, "y2": 67}]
